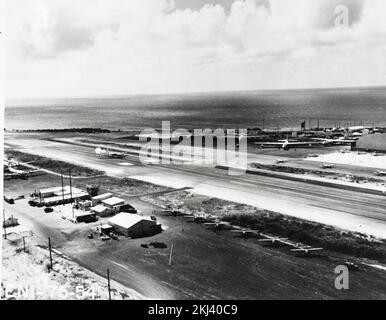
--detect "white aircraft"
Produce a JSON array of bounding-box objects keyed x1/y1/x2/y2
[
  {"x1": 230, "y1": 229, "x2": 261, "y2": 238},
  {"x1": 183, "y1": 215, "x2": 212, "y2": 223},
  {"x1": 312, "y1": 137, "x2": 357, "y2": 145},
  {"x1": 308, "y1": 153, "x2": 319, "y2": 158},
  {"x1": 203, "y1": 221, "x2": 234, "y2": 230},
  {"x1": 321, "y1": 163, "x2": 335, "y2": 169},
  {"x1": 95, "y1": 147, "x2": 126, "y2": 159},
  {"x1": 258, "y1": 237, "x2": 289, "y2": 244},
  {"x1": 4, "y1": 159, "x2": 40, "y2": 178},
  {"x1": 256, "y1": 140, "x2": 322, "y2": 151},
  {"x1": 290, "y1": 247, "x2": 324, "y2": 254}
]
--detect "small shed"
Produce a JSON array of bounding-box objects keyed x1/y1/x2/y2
[
  {"x1": 102, "y1": 196, "x2": 125, "y2": 208},
  {"x1": 91, "y1": 204, "x2": 111, "y2": 216},
  {"x1": 91, "y1": 193, "x2": 113, "y2": 206},
  {"x1": 101, "y1": 224, "x2": 114, "y2": 235}
]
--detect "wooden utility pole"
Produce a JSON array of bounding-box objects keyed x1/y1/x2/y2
[
  {"x1": 69, "y1": 168, "x2": 73, "y2": 203},
  {"x1": 48, "y1": 237, "x2": 53, "y2": 271},
  {"x1": 169, "y1": 244, "x2": 174, "y2": 266},
  {"x1": 3, "y1": 209, "x2": 7, "y2": 240},
  {"x1": 22, "y1": 236, "x2": 26, "y2": 252},
  {"x1": 60, "y1": 170, "x2": 65, "y2": 202},
  {"x1": 107, "y1": 269, "x2": 112, "y2": 300}
]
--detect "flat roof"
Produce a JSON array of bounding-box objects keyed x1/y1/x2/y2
[
  {"x1": 53, "y1": 187, "x2": 84, "y2": 196},
  {"x1": 43, "y1": 192, "x2": 89, "y2": 203},
  {"x1": 40, "y1": 186, "x2": 64, "y2": 194},
  {"x1": 91, "y1": 204, "x2": 109, "y2": 213},
  {"x1": 75, "y1": 211, "x2": 96, "y2": 218},
  {"x1": 92, "y1": 193, "x2": 113, "y2": 200},
  {"x1": 40, "y1": 186, "x2": 84, "y2": 195},
  {"x1": 109, "y1": 213, "x2": 154, "y2": 229},
  {"x1": 102, "y1": 196, "x2": 125, "y2": 206}
]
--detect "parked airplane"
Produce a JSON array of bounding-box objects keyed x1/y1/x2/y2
[
  {"x1": 258, "y1": 237, "x2": 289, "y2": 244},
  {"x1": 321, "y1": 163, "x2": 335, "y2": 169},
  {"x1": 4, "y1": 160, "x2": 40, "y2": 179},
  {"x1": 203, "y1": 221, "x2": 234, "y2": 231},
  {"x1": 183, "y1": 215, "x2": 212, "y2": 223},
  {"x1": 230, "y1": 229, "x2": 260, "y2": 238},
  {"x1": 290, "y1": 247, "x2": 324, "y2": 254},
  {"x1": 95, "y1": 147, "x2": 126, "y2": 159},
  {"x1": 256, "y1": 140, "x2": 322, "y2": 151},
  {"x1": 312, "y1": 137, "x2": 357, "y2": 145}
]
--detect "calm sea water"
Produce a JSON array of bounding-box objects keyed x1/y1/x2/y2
[{"x1": 5, "y1": 87, "x2": 386, "y2": 131}]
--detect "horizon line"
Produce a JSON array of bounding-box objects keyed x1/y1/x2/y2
[{"x1": 6, "y1": 84, "x2": 386, "y2": 103}]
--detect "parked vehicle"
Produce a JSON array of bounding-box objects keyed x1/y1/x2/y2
[
  {"x1": 28, "y1": 200, "x2": 37, "y2": 207},
  {"x1": 83, "y1": 216, "x2": 98, "y2": 224},
  {"x1": 110, "y1": 233, "x2": 118, "y2": 240},
  {"x1": 344, "y1": 261, "x2": 360, "y2": 271},
  {"x1": 44, "y1": 207, "x2": 54, "y2": 213}
]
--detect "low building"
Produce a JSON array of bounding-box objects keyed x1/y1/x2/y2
[
  {"x1": 108, "y1": 213, "x2": 162, "y2": 238},
  {"x1": 90, "y1": 196, "x2": 136, "y2": 217},
  {"x1": 118, "y1": 203, "x2": 137, "y2": 213},
  {"x1": 91, "y1": 204, "x2": 112, "y2": 217},
  {"x1": 75, "y1": 211, "x2": 97, "y2": 223},
  {"x1": 43, "y1": 191, "x2": 89, "y2": 206},
  {"x1": 354, "y1": 133, "x2": 386, "y2": 152},
  {"x1": 100, "y1": 224, "x2": 114, "y2": 235},
  {"x1": 91, "y1": 193, "x2": 113, "y2": 206},
  {"x1": 77, "y1": 200, "x2": 92, "y2": 211},
  {"x1": 39, "y1": 186, "x2": 84, "y2": 199},
  {"x1": 39, "y1": 186, "x2": 66, "y2": 198},
  {"x1": 101, "y1": 196, "x2": 125, "y2": 208},
  {"x1": 3, "y1": 216, "x2": 19, "y2": 228}
]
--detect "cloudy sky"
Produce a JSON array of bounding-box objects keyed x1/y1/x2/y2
[{"x1": 5, "y1": 0, "x2": 386, "y2": 99}]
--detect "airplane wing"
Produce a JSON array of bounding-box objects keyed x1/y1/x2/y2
[
  {"x1": 258, "y1": 237, "x2": 288, "y2": 242},
  {"x1": 286, "y1": 141, "x2": 322, "y2": 146},
  {"x1": 290, "y1": 248, "x2": 323, "y2": 252},
  {"x1": 256, "y1": 142, "x2": 285, "y2": 146}
]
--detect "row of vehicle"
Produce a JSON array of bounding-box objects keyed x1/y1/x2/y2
[
  {"x1": 88, "y1": 232, "x2": 119, "y2": 241},
  {"x1": 28, "y1": 200, "x2": 54, "y2": 213}
]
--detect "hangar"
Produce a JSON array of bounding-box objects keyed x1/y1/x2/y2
[{"x1": 354, "y1": 133, "x2": 386, "y2": 152}]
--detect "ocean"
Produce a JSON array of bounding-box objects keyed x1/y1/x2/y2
[{"x1": 5, "y1": 87, "x2": 386, "y2": 131}]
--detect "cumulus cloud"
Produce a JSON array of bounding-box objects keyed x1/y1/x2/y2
[{"x1": 5, "y1": 0, "x2": 386, "y2": 98}]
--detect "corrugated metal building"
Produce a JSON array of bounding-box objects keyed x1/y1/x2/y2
[{"x1": 108, "y1": 213, "x2": 162, "y2": 238}]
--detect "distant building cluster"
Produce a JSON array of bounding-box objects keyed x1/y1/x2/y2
[{"x1": 30, "y1": 185, "x2": 162, "y2": 238}]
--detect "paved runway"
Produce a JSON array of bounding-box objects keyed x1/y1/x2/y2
[
  {"x1": 5, "y1": 134, "x2": 386, "y2": 299},
  {"x1": 6, "y1": 135, "x2": 386, "y2": 238}
]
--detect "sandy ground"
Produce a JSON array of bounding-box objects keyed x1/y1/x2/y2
[
  {"x1": 308, "y1": 151, "x2": 386, "y2": 170},
  {"x1": 3, "y1": 172, "x2": 386, "y2": 299},
  {"x1": 2, "y1": 228, "x2": 143, "y2": 300}
]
